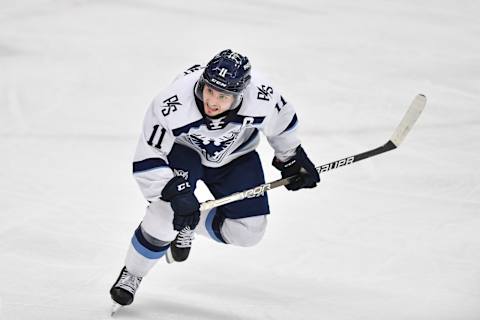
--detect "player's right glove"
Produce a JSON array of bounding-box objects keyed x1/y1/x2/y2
[
  {"x1": 161, "y1": 176, "x2": 200, "y2": 231},
  {"x1": 272, "y1": 145, "x2": 320, "y2": 191}
]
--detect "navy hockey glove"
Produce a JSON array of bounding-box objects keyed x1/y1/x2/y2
[
  {"x1": 161, "y1": 176, "x2": 200, "y2": 231},
  {"x1": 272, "y1": 145, "x2": 320, "y2": 191}
]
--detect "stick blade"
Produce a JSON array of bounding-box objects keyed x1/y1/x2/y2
[
  {"x1": 111, "y1": 302, "x2": 122, "y2": 316},
  {"x1": 390, "y1": 94, "x2": 427, "y2": 147}
]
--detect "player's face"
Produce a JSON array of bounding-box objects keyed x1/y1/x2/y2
[{"x1": 202, "y1": 84, "x2": 235, "y2": 117}]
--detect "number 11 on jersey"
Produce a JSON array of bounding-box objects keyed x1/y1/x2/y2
[{"x1": 147, "y1": 125, "x2": 166, "y2": 149}]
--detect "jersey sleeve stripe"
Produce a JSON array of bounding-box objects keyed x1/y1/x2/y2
[
  {"x1": 133, "y1": 158, "x2": 168, "y2": 173},
  {"x1": 280, "y1": 114, "x2": 298, "y2": 134}
]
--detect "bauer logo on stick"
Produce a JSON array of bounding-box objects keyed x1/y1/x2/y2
[{"x1": 319, "y1": 157, "x2": 355, "y2": 173}]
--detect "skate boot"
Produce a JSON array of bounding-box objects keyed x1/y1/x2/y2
[
  {"x1": 166, "y1": 226, "x2": 195, "y2": 263},
  {"x1": 110, "y1": 266, "x2": 142, "y2": 310}
]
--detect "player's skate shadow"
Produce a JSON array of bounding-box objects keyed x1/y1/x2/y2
[{"x1": 114, "y1": 297, "x2": 257, "y2": 320}]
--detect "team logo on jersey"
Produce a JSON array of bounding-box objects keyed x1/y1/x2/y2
[
  {"x1": 161, "y1": 95, "x2": 182, "y2": 116},
  {"x1": 257, "y1": 85, "x2": 273, "y2": 101},
  {"x1": 187, "y1": 132, "x2": 239, "y2": 163}
]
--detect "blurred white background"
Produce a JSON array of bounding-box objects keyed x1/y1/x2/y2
[{"x1": 1, "y1": 1, "x2": 479, "y2": 319}]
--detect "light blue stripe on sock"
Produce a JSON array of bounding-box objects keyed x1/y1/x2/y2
[
  {"x1": 205, "y1": 209, "x2": 223, "y2": 243},
  {"x1": 131, "y1": 234, "x2": 167, "y2": 259}
]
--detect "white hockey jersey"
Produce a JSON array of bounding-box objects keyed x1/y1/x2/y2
[{"x1": 133, "y1": 66, "x2": 301, "y2": 202}]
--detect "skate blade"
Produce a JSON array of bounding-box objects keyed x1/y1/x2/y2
[
  {"x1": 111, "y1": 302, "x2": 122, "y2": 317},
  {"x1": 165, "y1": 249, "x2": 174, "y2": 264}
]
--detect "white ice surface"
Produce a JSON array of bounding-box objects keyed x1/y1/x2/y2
[{"x1": 1, "y1": 0, "x2": 480, "y2": 319}]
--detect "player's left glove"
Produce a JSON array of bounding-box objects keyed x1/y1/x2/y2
[
  {"x1": 272, "y1": 145, "x2": 320, "y2": 191},
  {"x1": 161, "y1": 176, "x2": 200, "y2": 231}
]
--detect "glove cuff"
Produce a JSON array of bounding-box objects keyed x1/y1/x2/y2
[{"x1": 161, "y1": 176, "x2": 192, "y2": 201}]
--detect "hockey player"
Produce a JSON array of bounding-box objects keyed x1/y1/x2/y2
[{"x1": 110, "y1": 49, "x2": 320, "y2": 309}]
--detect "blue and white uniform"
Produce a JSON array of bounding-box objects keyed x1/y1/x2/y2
[
  {"x1": 125, "y1": 66, "x2": 302, "y2": 277},
  {"x1": 132, "y1": 66, "x2": 300, "y2": 201}
]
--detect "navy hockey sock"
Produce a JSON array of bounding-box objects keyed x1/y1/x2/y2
[{"x1": 125, "y1": 224, "x2": 170, "y2": 276}]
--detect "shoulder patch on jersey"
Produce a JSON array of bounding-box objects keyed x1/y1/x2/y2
[
  {"x1": 256, "y1": 85, "x2": 274, "y2": 101},
  {"x1": 161, "y1": 95, "x2": 182, "y2": 117}
]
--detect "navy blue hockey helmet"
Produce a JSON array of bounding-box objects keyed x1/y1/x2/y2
[{"x1": 195, "y1": 49, "x2": 251, "y2": 109}]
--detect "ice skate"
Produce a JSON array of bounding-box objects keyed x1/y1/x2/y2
[
  {"x1": 110, "y1": 266, "x2": 143, "y2": 315},
  {"x1": 166, "y1": 226, "x2": 195, "y2": 263}
]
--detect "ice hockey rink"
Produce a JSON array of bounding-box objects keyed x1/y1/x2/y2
[{"x1": 1, "y1": 0, "x2": 479, "y2": 319}]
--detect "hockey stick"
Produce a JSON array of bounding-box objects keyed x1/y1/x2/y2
[{"x1": 199, "y1": 94, "x2": 427, "y2": 211}]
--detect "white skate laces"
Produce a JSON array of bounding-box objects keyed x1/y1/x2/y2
[
  {"x1": 175, "y1": 226, "x2": 195, "y2": 248},
  {"x1": 116, "y1": 269, "x2": 142, "y2": 295}
]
